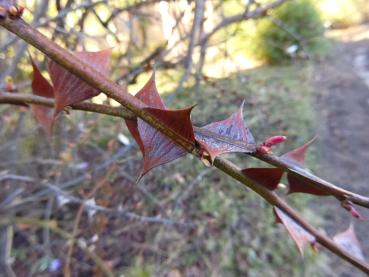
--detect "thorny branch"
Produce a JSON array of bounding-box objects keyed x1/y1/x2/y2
[
  {"x1": 2, "y1": 91, "x2": 369, "y2": 209},
  {"x1": 1, "y1": 16, "x2": 369, "y2": 274}
]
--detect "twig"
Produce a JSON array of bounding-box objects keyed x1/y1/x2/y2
[
  {"x1": 3, "y1": 146, "x2": 133, "y2": 209},
  {"x1": 0, "y1": 174, "x2": 35, "y2": 183},
  {"x1": 174, "y1": 168, "x2": 213, "y2": 206},
  {"x1": 0, "y1": 0, "x2": 49, "y2": 84},
  {"x1": 0, "y1": 217, "x2": 114, "y2": 277},
  {"x1": 0, "y1": 188, "x2": 24, "y2": 209},
  {"x1": 168, "y1": 0, "x2": 205, "y2": 103},
  {"x1": 0, "y1": 225, "x2": 15, "y2": 277},
  {"x1": 200, "y1": 0, "x2": 289, "y2": 46},
  {"x1": 64, "y1": 167, "x2": 112, "y2": 277},
  {"x1": 252, "y1": 152, "x2": 369, "y2": 208},
  {"x1": 0, "y1": 1, "x2": 105, "y2": 52},
  {"x1": 0, "y1": 92, "x2": 134, "y2": 119}
]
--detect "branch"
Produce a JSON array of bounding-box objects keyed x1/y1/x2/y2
[
  {"x1": 2, "y1": 92, "x2": 369, "y2": 210},
  {"x1": 1, "y1": 16, "x2": 369, "y2": 274},
  {"x1": 0, "y1": 91, "x2": 134, "y2": 119},
  {"x1": 173, "y1": 0, "x2": 205, "y2": 94},
  {"x1": 200, "y1": 0, "x2": 289, "y2": 45},
  {"x1": 253, "y1": 152, "x2": 369, "y2": 209},
  {"x1": 0, "y1": 217, "x2": 114, "y2": 277}
]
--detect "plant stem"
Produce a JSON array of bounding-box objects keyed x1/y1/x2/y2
[
  {"x1": 0, "y1": 91, "x2": 134, "y2": 119},
  {"x1": 2, "y1": 92, "x2": 369, "y2": 210}
]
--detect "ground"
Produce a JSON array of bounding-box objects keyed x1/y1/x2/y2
[{"x1": 313, "y1": 24, "x2": 369, "y2": 277}]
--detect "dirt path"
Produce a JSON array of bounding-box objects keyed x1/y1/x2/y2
[{"x1": 314, "y1": 25, "x2": 369, "y2": 277}]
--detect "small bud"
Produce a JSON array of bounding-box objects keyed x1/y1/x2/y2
[
  {"x1": 198, "y1": 147, "x2": 212, "y2": 167},
  {"x1": 8, "y1": 5, "x2": 18, "y2": 16},
  {"x1": 8, "y1": 5, "x2": 24, "y2": 18},
  {"x1": 341, "y1": 200, "x2": 363, "y2": 220},
  {"x1": 263, "y1": 136, "x2": 287, "y2": 147},
  {"x1": 257, "y1": 145, "x2": 271, "y2": 154},
  {"x1": 350, "y1": 208, "x2": 362, "y2": 219},
  {"x1": 17, "y1": 5, "x2": 24, "y2": 15},
  {"x1": 200, "y1": 156, "x2": 211, "y2": 167}
]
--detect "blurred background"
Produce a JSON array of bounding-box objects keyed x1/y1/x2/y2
[{"x1": 1, "y1": 0, "x2": 369, "y2": 276}]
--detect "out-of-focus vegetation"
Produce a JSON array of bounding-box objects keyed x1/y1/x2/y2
[
  {"x1": 247, "y1": 0, "x2": 330, "y2": 63},
  {"x1": 316, "y1": 0, "x2": 369, "y2": 28}
]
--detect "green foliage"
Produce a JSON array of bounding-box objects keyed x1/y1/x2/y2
[{"x1": 249, "y1": 0, "x2": 330, "y2": 64}]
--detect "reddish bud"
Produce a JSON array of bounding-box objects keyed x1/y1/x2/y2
[
  {"x1": 263, "y1": 136, "x2": 287, "y2": 147},
  {"x1": 257, "y1": 145, "x2": 271, "y2": 154},
  {"x1": 17, "y1": 5, "x2": 24, "y2": 15},
  {"x1": 341, "y1": 200, "x2": 363, "y2": 220},
  {"x1": 257, "y1": 135, "x2": 287, "y2": 154},
  {"x1": 8, "y1": 5, "x2": 24, "y2": 17},
  {"x1": 8, "y1": 5, "x2": 18, "y2": 16}
]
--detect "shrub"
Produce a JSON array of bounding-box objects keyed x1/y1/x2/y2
[{"x1": 249, "y1": 0, "x2": 329, "y2": 64}]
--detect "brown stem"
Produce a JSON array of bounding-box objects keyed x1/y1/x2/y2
[
  {"x1": 0, "y1": 18, "x2": 195, "y2": 153},
  {"x1": 2, "y1": 92, "x2": 369, "y2": 210},
  {"x1": 253, "y1": 152, "x2": 369, "y2": 209},
  {"x1": 0, "y1": 92, "x2": 135, "y2": 119},
  {"x1": 1, "y1": 17, "x2": 369, "y2": 274}
]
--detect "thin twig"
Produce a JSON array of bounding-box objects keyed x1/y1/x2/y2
[
  {"x1": 0, "y1": 92, "x2": 134, "y2": 119},
  {"x1": 64, "y1": 167, "x2": 113, "y2": 277},
  {"x1": 0, "y1": 217, "x2": 114, "y2": 277},
  {"x1": 168, "y1": 0, "x2": 205, "y2": 103}
]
